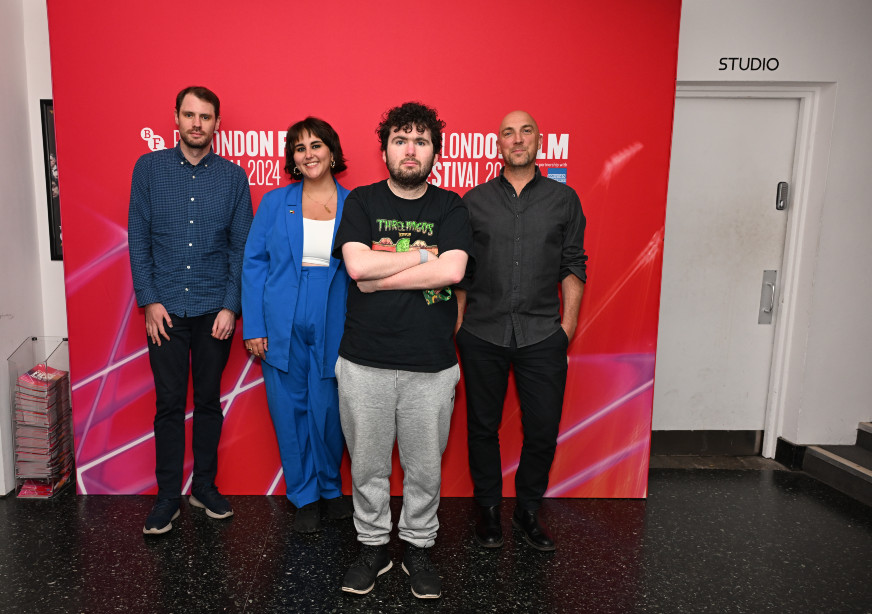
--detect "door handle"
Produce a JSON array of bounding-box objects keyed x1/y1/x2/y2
[
  {"x1": 762, "y1": 282, "x2": 776, "y2": 314},
  {"x1": 759, "y1": 270, "x2": 777, "y2": 325}
]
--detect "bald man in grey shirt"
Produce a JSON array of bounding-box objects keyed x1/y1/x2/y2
[{"x1": 455, "y1": 110, "x2": 587, "y2": 552}]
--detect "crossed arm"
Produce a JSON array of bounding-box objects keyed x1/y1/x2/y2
[{"x1": 341, "y1": 242, "x2": 468, "y2": 293}]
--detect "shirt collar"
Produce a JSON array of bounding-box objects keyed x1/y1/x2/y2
[
  {"x1": 173, "y1": 141, "x2": 216, "y2": 167},
  {"x1": 498, "y1": 164, "x2": 541, "y2": 192}
]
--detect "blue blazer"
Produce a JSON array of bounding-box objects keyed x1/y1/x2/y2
[{"x1": 241, "y1": 181, "x2": 350, "y2": 378}]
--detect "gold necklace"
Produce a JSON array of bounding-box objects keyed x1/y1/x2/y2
[{"x1": 304, "y1": 183, "x2": 337, "y2": 214}]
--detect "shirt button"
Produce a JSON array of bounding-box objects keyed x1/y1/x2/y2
[
  {"x1": 186, "y1": 266, "x2": 190, "y2": 269},
  {"x1": 185, "y1": 288, "x2": 189, "y2": 292},
  {"x1": 515, "y1": 261, "x2": 519, "y2": 266},
  {"x1": 190, "y1": 220, "x2": 194, "y2": 224},
  {"x1": 188, "y1": 243, "x2": 193, "y2": 247},
  {"x1": 192, "y1": 175, "x2": 196, "y2": 179},
  {"x1": 190, "y1": 197, "x2": 195, "y2": 201}
]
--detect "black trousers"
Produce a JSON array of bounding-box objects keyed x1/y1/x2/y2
[
  {"x1": 457, "y1": 327, "x2": 568, "y2": 511},
  {"x1": 148, "y1": 312, "x2": 232, "y2": 499}
]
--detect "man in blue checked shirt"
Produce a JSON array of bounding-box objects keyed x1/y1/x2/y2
[{"x1": 128, "y1": 86, "x2": 253, "y2": 535}]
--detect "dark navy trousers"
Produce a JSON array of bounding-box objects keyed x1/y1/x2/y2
[{"x1": 148, "y1": 311, "x2": 233, "y2": 500}]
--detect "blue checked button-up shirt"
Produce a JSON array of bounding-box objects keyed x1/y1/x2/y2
[{"x1": 128, "y1": 143, "x2": 253, "y2": 317}]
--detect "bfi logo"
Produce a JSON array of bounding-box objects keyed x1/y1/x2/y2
[{"x1": 140, "y1": 127, "x2": 165, "y2": 151}]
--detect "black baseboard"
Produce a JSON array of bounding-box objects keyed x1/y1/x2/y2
[
  {"x1": 650, "y1": 430, "x2": 762, "y2": 456},
  {"x1": 774, "y1": 437, "x2": 806, "y2": 470}
]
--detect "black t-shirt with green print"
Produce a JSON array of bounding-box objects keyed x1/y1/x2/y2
[{"x1": 333, "y1": 180, "x2": 473, "y2": 372}]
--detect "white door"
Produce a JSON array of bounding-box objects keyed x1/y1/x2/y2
[{"x1": 653, "y1": 96, "x2": 799, "y2": 432}]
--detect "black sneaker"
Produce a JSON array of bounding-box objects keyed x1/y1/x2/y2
[
  {"x1": 143, "y1": 498, "x2": 180, "y2": 535},
  {"x1": 401, "y1": 543, "x2": 441, "y2": 599},
  {"x1": 294, "y1": 501, "x2": 321, "y2": 533},
  {"x1": 189, "y1": 488, "x2": 234, "y2": 519},
  {"x1": 325, "y1": 495, "x2": 353, "y2": 520},
  {"x1": 341, "y1": 544, "x2": 393, "y2": 595}
]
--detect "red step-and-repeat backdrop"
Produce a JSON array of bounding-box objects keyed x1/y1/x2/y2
[{"x1": 46, "y1": 0, "x2": 681, "y2": 497}]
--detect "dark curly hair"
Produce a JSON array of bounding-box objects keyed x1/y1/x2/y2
[
  {"x1": 175, "y1": 86, "x2": 220, "y2": 118},
  {"x1": 284, "y1": 117, "x2": 348, "y2": 179},
  {"x1": 377, "y1": 102, "x2": 445, "y2": 154}
]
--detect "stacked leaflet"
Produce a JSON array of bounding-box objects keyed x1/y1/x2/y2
[{"x1": 14, "y1": 364, "x2": 73, "y2": 498}]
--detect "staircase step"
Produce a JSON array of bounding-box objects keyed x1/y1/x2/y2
[
  {"x1": 802, "y1": 445, "x2": 872, "y2": 507},
  {"x1": 857, "y1": 422, "x2": 872, "y2": 451},
  {"x1": 819, "y1": 444, "x2": 872, "y2": 470}
]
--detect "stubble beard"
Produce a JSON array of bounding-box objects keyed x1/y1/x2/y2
[
  {"x1": 180, "y1": 130, "x2": 212, "y2": 150},
  {"x1": 388, "y1": 158, "x2": 434, "y2": 190},
  {"x1": 503, "y1": 149, "x2": 536, "y2": 169}
]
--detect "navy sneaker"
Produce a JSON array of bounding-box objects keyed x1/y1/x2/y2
[
  {"x1": 143, "y1": 498, "x2": 180, "y2": 535},
  {"x1": 402, "y1": 543, "x2": 441, "y2": 599},
  {"x1": 341, "y1": 544, "x2": 392, "y2": 595},
  {"x1": 189, "y1": 488, "x2": 233, "y2": 519}
]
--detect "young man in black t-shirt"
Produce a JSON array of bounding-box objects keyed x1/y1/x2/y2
[{"x1": 333, "y1": 102, "x2": 472, "y2": 600}]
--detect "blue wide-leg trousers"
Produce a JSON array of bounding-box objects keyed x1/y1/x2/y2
[{"x1": 261, "y1": 267, "x2": 343, "y2": 508}]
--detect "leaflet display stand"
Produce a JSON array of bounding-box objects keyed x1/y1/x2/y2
[{"x1": 6, "y1": 337, "x2": 73, "y2": 498}]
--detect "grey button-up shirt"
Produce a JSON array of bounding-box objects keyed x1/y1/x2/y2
[{"x1": 460, "y1": 167, "x2": 587, "y2": 348}]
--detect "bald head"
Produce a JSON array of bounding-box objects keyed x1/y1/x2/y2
[
  {"x1": 498, "y1": 110, "x2": 542, "y2": 170},
  {"x1": 499, "y1": 110, "x2": 539, "y2": 134}
]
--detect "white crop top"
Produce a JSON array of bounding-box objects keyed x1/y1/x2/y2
[{"x1": 302, "y1": 218, "x2": 336, "y2": 266}]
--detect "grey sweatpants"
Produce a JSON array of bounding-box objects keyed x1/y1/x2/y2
[{"x1": 336, "y1": 357, "x2": 459, "y2": 548}]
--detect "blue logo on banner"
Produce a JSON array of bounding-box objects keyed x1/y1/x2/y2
[{"x1": 548, "y1": 169, "x2": 567, "y2": 183}]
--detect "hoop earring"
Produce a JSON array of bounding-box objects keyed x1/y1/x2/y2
[{"x1": 292, "y1": 166, "x2": 302, "y2": 178}]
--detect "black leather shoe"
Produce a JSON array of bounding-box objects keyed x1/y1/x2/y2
[
  {"x1": 475, "y1": 505, "x2": 504, "y2": 548},
  {"x1": 512, "y1": 507, "x2": 556, "y2": 551}
]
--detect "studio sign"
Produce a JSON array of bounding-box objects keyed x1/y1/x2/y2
[{"x1": 719, "y1": 57, "x2": 779, "y2": 71}]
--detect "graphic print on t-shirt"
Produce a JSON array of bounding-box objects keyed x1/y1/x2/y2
[
  {"x1": 373, "y1": 217, "x2": 439, "y2": 257},
  {"x1": 371, "y1": 216, "x2": 449, "y2": 304}
]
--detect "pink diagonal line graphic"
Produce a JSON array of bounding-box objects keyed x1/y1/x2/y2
[
  {"x1": 544, "y1": 437, "x2": 649, "y2": 497},
  {"x1": 267, "y1": 468, "x2": 284, "y2": 495},
  {"x1": 76, "y1": 356, "x2": 264, "y2": 494},
  {"x1": 64, "y1": 238, "x2": 129, "y2": 292},
  {"x1": 576, "y1": 227, "x2": 663, "y2": 339},
  {"x1": 592, "y1": 142, "x2": 644, "y2": 191},
  {"x1": 71, "y1": 346, "x2": 148, "y2": 392},
  {"x1": 502, "y1": 378, "x2": 653, "y2": 478},
  {"x1": 74, "y1": 291, "x2": 139, "y2": 458},
  {"x1": 581, "y1": 141, "x2": 644, "y2": 264}
]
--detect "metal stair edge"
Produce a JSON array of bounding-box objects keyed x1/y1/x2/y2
[
  {"x1": 803, "y1": 445, "x2": 872, "y2": 507},
  {"x1": 805, "y1": 446, "x2": 872, "y2": 480}
]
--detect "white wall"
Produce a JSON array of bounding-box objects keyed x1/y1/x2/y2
[
  {"x1": 671, "y1": 0, "x2": 872, "y2": 445},
  {"x1": 0, "y1": 0, "x2": 48, "y2": 495},
  {"x1": 24, "y1": 0, "x2": 67, "y2": 337}
]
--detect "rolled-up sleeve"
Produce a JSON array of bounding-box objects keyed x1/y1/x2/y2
[{"x1": 560, "y1": 190, "x2": 588, "y2": 284}]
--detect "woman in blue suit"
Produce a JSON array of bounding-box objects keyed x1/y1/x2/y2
[{"x1": 242, "y1": 117, "x2": 351, "y2": 532}]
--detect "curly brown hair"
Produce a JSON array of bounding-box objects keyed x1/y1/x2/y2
[{"x1": 377, "y1": 102, "x2": 445, "y2": 154}]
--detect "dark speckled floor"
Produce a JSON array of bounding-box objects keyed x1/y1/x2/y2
[{"x1": 1, "y1": 470, "x2": 871, "y2": 613}]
